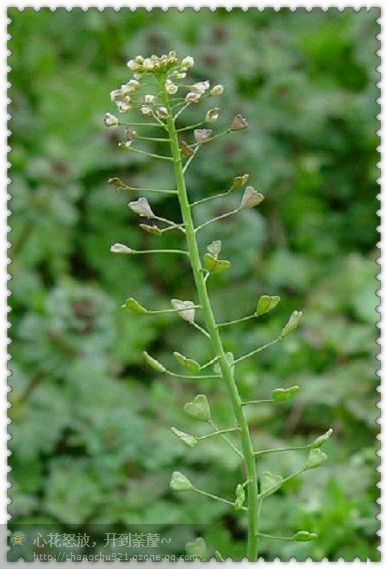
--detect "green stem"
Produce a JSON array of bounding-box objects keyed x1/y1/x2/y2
[
  {"x1": 254, "y1": 445, "x2": 308, "y2": 457},
  {"x1": 198, "y1": 426, "x2": 240, "y2": 440},
  {"x1": 217, "y1": 313, "x2": 257, "y2": 328},
  {"x1": 161, "y1": 79, "x2": 260, "y2": 561}
]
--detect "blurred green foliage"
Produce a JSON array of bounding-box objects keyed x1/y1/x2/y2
[{"x1": 8, "y1": 8, "x2": 379, "y2": 561}]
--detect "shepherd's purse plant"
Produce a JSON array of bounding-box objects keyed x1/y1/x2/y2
[{"x1": 105, "y1": 52, "x2": 332, "y2": 561}]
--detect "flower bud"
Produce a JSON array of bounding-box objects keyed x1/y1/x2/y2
[
  {"x1": 234, "y1": 484, "x2": 245, "y2": 511},
  {"x1": 129, "y1": 197, "x2": 155, "y2": 218},
  {"x1": 121, "y1": 297, "x2": 148, "y2": 315},
  {"x1": 110, "y1": 243, "x2": 133, "y2": 254},
  {"x1": 127, "y1": 59, "x2": 137, "y2": 70},
  {"x1": 171, "y1": 299, "x2": 196, "y2": 323},
  {"x1": 240, "y1": 187, "x2": 265, "y2": 209},
  {"x1": 281, "y1": 310, "x2": 303, "y2": 338},
  {"x1": 157, "y1": 106, "x2": 169, "y2": 118},
  {"x1": 143, "y1": 58, "x2": 155, "y2": 71},
  {"x1": 144, "y1": 94, "x2": 156, "y2": 104},
  {"x1": 207, "y1": 240, "x2": 222, "y2": 258},
  {"x1": 229, "y1": 173, "x2": 250, "y2": 192},
  {"x1": 182, "y1": 56, "x2": 194, "y2": 68},
  {"x1": 260, "y1": 471, "x2": 283, "y2": 496},
  {"x1": 293, "y1": 531, "x2": 318, "y2": 542},
  {"x1": 272, "y1": 385, "x2": 301, "y2": 402},
  {"x1": 186, "y1": 538, "x2": 208, "y2": 561},
  {"x1": 185, "y1": 92, "x2": 201, "y2": 104},
  {"x1": 140, "y1": 105, "x2": 152, "y2": 116},
  {"x1": 117, "y1": 101, "x2": 132, "y2": 113},
  {"x1": 104, "y1": 112, "x2": 119, "y2": 127},
  {"x1": 210, "y1": 84, "x2": 224, "y2": 96},
  {"x1": 127, "y1": 79, "x2": 140, "y2": 91},
  {"x1": 183, "y1": 394, "x2": 211, "y2": 422},
  {"x1": 206, "y1": 107, "x2": 220, "y2": 122},
  {"x1": 139, "y1": 223, "x2": 162, "y2": 236},
  {"x1": 306, "y1": 448, "x2": 328, "y2": 469},
  {"x1": 194, "y1": 129, "x2": 213, "y2": 143},
  {"x1": 166, "y1": 79, "x2": 178, "y2": 94},
  {"x1": 143, "y1": 351, "x2": 166, "y2": 373},
  {"x1": 191, "y1": 81, "x2": 210, "y2": 94},
  {"x1": 230, "y1": 114, "x2": 249, "y2": 131},
  {"x1": 125, "y1": 128, "x2": 137, "y2": 141},
  {"x1": 256, "y1": 294, "x2": 280, "y2": 316},
  {"x1": 309, "y1": 428, "x2": 334, "y2": 449},
  {"x1": 170, "y1": 471, "x2": 193, "y2": 492},
  {"x1": 171, "y1": 427, "x2": 197, "y2": 448},
  {"x1": 173, "y1": 351, "x2": 201, "y2": 373}
]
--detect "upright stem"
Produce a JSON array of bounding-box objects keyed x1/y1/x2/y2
[{"x1": 160, "y1": 80, "x2": 260, "y2": 561}]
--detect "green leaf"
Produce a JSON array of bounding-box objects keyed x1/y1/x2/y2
[
  {"x1": 204, "y1": 252, "x2": 231, "y2": 274},
  {"x1": 293, "y1": 531, "x2": 318, "y2": 542},
  {"x1": 309, "y1": 428, "x2": 334, "y2": 449},
  {"x1": 170, "y1": 427, "x2": 197, "y2": 448},
  {"x1": 256, "y1": 294, "x2": 280, "y2": 315},
  {"x1": 234, "y1": 483, "x2": 245, "y2": 511},
  {"x1": 306, "y1": 448, "x2": 328, "y2": 469},
  {"x1": 122, "y1": 297, "x2": 149, "y2": 315},
  {"x1": 260, "y1": 471, "x2": 283, "y2": 496},
  {"x1": 183, "y1": 394, "x2": 211, "y2": 422},
  {"x1": 272, "y1": 385, "x2": 301, "y2": 402},
  {"x1": 186, "y1": 537, "x2": 209, "y2": 561},
  {"x1": 173, "y1": 351, "x2": 201, "y2": 373},
  {"x1": 281, "y1": 310, "x2": 303, "y2": 338},
  {"x1": 142, "y1": 351, "x2": 166, "y2": 373},
  {"x1": 169, "y1": 471, "x2": 193, "y2": 492}
]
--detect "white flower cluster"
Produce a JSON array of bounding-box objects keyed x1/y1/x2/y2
[{"x1": 104, "y1": 52, "x2": 225, "y2": 126}]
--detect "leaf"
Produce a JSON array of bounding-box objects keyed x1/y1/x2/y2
[
  {"x1": 183, "y1": 394, "x2": 211, "y2": 422},
  {"x1": 256, "y1": 294, "x2": 280, "y2": 315},
  {"x1": 204, "y1": 253, "x2": 231, "y2": 274},
  {"x1": 272, "y1": 385, "x2": 301, "y2": 402},
  {"x1": 169, "y1": 471, "x2": 193, "y2": 492},
  {"x1": 171, "y1": 299, "x2": 196, "y2": 323},
  {"x1": 170, "y1": 427, "x2": 197, "y2": 448},
  {"x1": 260, "y1": 471, "x2": 283, "y2": 496},
  {"x1": 173, "y1": 351, "x2": 201, "y2": 373},
  {"x1": 142, "y1": 351, "x2": 166, "y2": 373},
  {"x1": 121, "y1": 297, "x2": 148, "y2": 315},
  {"x1": 186, "y1": 537, "x2": 209, "y2": 561}
]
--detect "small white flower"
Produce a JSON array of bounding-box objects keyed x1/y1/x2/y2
[
  {"x1": 116, "y1": 101, "x2": 131, "y2": 113},
  {"x1": 182, "y1": 56, "x2": 194, "y2": 68},
  {"x1": 157, "y1": 106, "x2": 169, "y2": 118},
  {"x1": 104, "y1": 112, "x2": 119, "y2": 127},
  {"x1": 127, "y1": 59, "x2": 137, "y2": 70},
  {"x1": 135, "y1": 55, "x2": 144, "y2": 64},
  {"x1": 166, "y1": 80, "x2": 178, "y2": 95},
  {"x1": 143, "y1": 58, "x2": 154, "y2": 71},
  {"x1": 191, "y1": 81, "x2": 210, "y2": 94},
  {"x1": 140, "y1": 105, "x2": 152, "y2": 116},
  {"x1": 127, "y1": 79, "x2": 140, "y2": 91},
  {"x1": 210, "y1": 84, "x2": 224, "y2": 96},
  {"x1": 194, "y1": 129, "x2": 213, "y2": 143},
  {"x1": 110, "y1": 243, "x2": 133, "y2": 254},
  {"x1": 185, "y1": 92, "x2": 201, "y2": 104},
  {"x1": 144, "y1": 94, "x2": 156, "y2": 104},
  {"x1": 110, "y1": 88, "x2": 123, "y2": 102},
  {"x1": 174, "y1": 72, "x2": 187, "y2": 80}
]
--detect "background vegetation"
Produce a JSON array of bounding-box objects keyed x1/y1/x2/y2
[{"x1": 9, "y1": 8, "x2": 379, "y2": 561}]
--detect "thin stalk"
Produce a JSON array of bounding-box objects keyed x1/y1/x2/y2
[
  {"x1": 198, "y1": 426, "x2": 240, "y2": 440},
  {"x1": 192, "y1": 487, "x2": 241, "y2": 509},
  {"x1": 133, "y1": 249, "x2": 188, "y2": 256},
  {"x1": 234, "y1": 336, "x2": 281, "y2": 365},
  {"x1": 148, "y1": 305, "x2": 202, "y2": 315},
  {"x1": 177, "y1": 121, "x2": 205, "y2": 132},
  {"x1": 125, "y1": 146, "x2": 173, "y2": 161},
  {"x1": 190, "y1": 190, "x2": 230, "y2": 208},
  {"x1": 254, "y1": 445, "x2": 308, "y2": 457},
  {"x1": 208, "y1": 419, "x2": 243, "y2": 459},
  {"x1": 242, "y1": 399, "x2": 273, "y2": 406},
  {"x1": 257, "y1": 532, "x2": 293, "y2": 541},
  {"x1": 161, "y1": 80, "x2": 260, "y2": 561},
  {"x1": 167, "y1": 371, "x2": 219, "y2": 380},
  {"x1": 192, "y1": 321, "x2": 211, "y2": 340},
  {"x1": 217, "y1": 314, "x2": 257, "y2": 328},
  {"x1": 195, "y1": 208, "x2": 240, "y2": 233}
]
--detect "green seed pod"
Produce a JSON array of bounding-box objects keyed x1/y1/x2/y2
[
  {"x1": 204, "y1": 253, "x2": 231, "y2": 274},
  {"x1": 129, "y1": 197, "x2": 155, "y2": 218},
  {"x1": 169, "y1": 471, "x2": 193, "y2": 492},
  {"x1": 234, "y1": 483, "x2": 245, "y2": 511},
  {"x1": 173, "y1": 351, "x2": 201, "y2": 373},
  {"x1": 170, "y1": 427, "x2": 197, "y2": 448},
  {"x1": 110, "y1": 243, "x2": 134, "y2": 255},
  {"x1": 183, "y1": 394, "x2": 211, "y2": 422},
  {"x1": 229, "y1": 173, "x2": 249, "y2": 193},
  {"x1": 139, "y1": 223, "x2": 162, "y2": 236},
  {"x1": 260, "y1": 471, "x2": 283, "y2": 496},
  {"x1": 293, "y1": 531, "x2": 318, "y2": 542},
  {"x1": 142, "y1": 351, "x2": 166, "y2": 373},
  {"x1": 306, "y1": 448, "x2": 328, "y2": 470},
  {"x1": 108, "y1": 177, "x2": 127, "y2": 190},
  {"x1": 121, "y1": 297, "x2": 148, "y2": 314},
  {"x1": 309, "y1": 428, "x2": 334, "y2": 449},
  {"x1": 214, "y1": 551, "x2": 225, "y2": 562},
  {"x1": 256, "y1": 294, "x2": 281, "y2": 316},
  {"x1": 207, "y1": 240, "x2": 222, "y2": 257},
  {"x1": 281, "y1": 310, "x2": 303, "y2": 338},
  {"x1": 185, "y1": 537, "x2": 208, "y2": 561},
  {"x1": 272, "y1": 385, "x2": 301, "y2": 402},
  {"x1": 171, "y1": 299, "x2": 196, "y2": 323}
]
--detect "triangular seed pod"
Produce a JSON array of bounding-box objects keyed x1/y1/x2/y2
[
  {"x1": 207, "y1": 240, "x2": 222, "y2": 257},
  {"x1": 139, "y1": 224, "x2": 162, "y2": 236},
  {"x1": 121, "y1": 297, "x2": 149, "y2": 314},
  {"x1": 204, "y1": 253, "x2": 231, "y2": 274},
  {"x1": 281, "y1": 310, "x2": 303, "y2": 338},
  {"x1": 173, "y1": 352, "x2": 201, "y2": 373},
  {"x1": 256, "y1": 295, "x2": 280, "y2": 315},
  {"x1": 293, "y1": 531, "x2": 318, "y2": 542},
  {"x1": 229, "y1": 173, "x2": 250, "y2": 193},
  {"x1": 260, "y1": 471, "x2": 283, "y2": 496},
  {"x1": 142, "y1": 351, "x2": 166, "y2": 373},
  {"x1": 170, "y1": 471, "x2": 193, "y2": 492},
  {"x1": 170, "y1": 427, "x2": 197, "y2": 448},
  {"x1": 171, "y1": 299, "x2": 196, "y2": 323},
  {"x1": 309, "y1": 428, "x2": 334, "y2": 449},
  {"x1": 306, "y1": 448, "x2": 328, "y2": 469},
  {"x1": 110, "y1": 243, "x2": 134, "y2": 254},
  {"x1": 240, "y1": 187, "x2": 265, "y2": 209},
  {"x1": 129, "y1": 197, "x2": 155, "y2": 218},
  {"x1": 234, "y1": 483, "x2": 245, "y2": 511},
  {"x1": 186, "y1": 537, "x2": 209, "y2": 561},
  {"x1": 272, "y1": 385, "x2": 301, "y2": 402},
  {"x1": 230, "y1": 114, "x2": 249, "y2": 131},
  {"x1": 183, "y1": 394, "x2": 211, "y2": 422}
]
